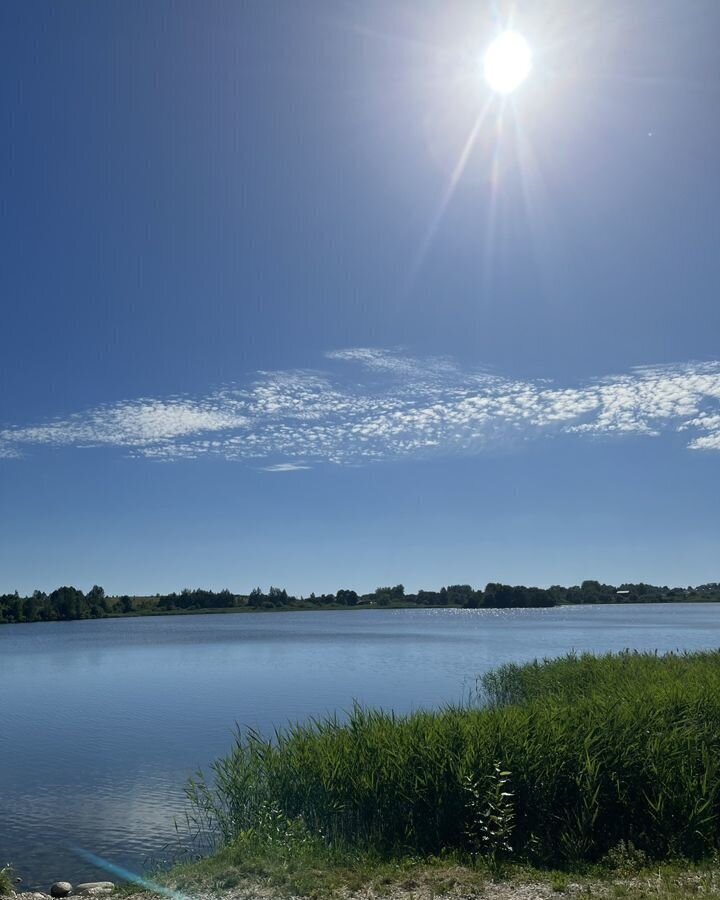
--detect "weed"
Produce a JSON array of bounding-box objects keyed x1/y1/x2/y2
[
  {"x1": 603, "y1": 840, "x2": 649, "y2": 875},
  {"x1": 464, "y1": 762, "x2": 515, "y2": 876},
  {"x1": 0, "y1": 865, "x2": 15, "y2": 898}
]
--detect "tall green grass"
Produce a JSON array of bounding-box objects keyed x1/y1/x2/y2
[{"x1": 187, "y1": 651, "x2": 720, "y2": 865}]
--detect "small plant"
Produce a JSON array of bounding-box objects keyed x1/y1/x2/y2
[
  {"x1": 0, "y1": 865, "x2": 15, "y2": 897},
  {"x1": 603, "y1": 839, "x2": 648, "y2": 875},
  {"x1": 464, "y1": 762, "x2": 515, "y2": 876},
  {"x1": 550, "y1": 871, "x2": 570, "y2": 892}
]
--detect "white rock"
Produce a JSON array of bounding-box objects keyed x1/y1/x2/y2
[{"x1": 75, "y1": 886, "x2": 114, "y2": 895}]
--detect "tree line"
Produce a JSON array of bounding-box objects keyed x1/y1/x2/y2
[{"x1": 1, "y1": 579, "x2": 719, "y2": 624}]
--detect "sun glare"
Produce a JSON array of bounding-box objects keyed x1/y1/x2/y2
[{"x1": 483, "y1": 31, "x2": 532, "y2": 95}]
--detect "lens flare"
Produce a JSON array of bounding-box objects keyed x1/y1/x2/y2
[{"x1": 73, "y1": 848, "x2": 193, "y2": 900}]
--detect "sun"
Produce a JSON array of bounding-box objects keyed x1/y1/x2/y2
[{"x1": 483, "y1": 31, "x2": 532, "y2": 95}]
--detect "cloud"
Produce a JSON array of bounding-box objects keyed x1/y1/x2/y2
[
  {"x1": 2, "y1": 351, "x2": 720, "y2": 467},
  {"x1": 0, "y1": 443, "x2": 21, "y2": 459},
  {"x1": 261, "y1": 463, "x2": 312, "y2": 473},
  {"x1": 325, "y1": 348, "x2": 459, "y2": 382},
  {"x1": 0, "y1": 398, "x2": 247, "y2": 449}
]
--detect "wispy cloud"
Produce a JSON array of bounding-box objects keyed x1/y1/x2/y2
[
  {"x1": 261, "y1": 463, "x2": 313, "y2": 473},
  {"x1": 2, "y1": 350, "x2": 720, "y2": 467}
]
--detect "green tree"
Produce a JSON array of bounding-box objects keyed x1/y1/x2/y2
[{"x1": 87, "y1": 585, "x2": 107, "y2": 614}]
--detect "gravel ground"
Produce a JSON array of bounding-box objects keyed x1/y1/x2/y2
[
  {"x1": 13, "y1": 869, "x2": 720, "y2": 900},
  {"x1": 13, "y1": 882, "x2": 591, "y2": 900}
]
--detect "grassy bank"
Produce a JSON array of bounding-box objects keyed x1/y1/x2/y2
[
  {"x1": 183, "y1": 650, "x2": 720, "y2": 875},
  {"x1": 165, "y1": 850, "x2": 720, "y2": 900}
]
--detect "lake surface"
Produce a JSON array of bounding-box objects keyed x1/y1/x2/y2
[{"x1": 2, "y1": 604, "x2": 720, "y2": 889}]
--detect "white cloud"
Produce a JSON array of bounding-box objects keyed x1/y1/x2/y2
[
  {"x1": 2, "y1": 351, "x2": 720, "y2": 465},
  {"x1": 688, "y1": 434, "x2": 720, "y2": 450},
  {"x1": 261, "y1": 463, "x2": 312, "y2": 472},
  {"x1": 325, "y1": 347, "x2": 458, "y2": 382},
  {"x1": 0, "y1": 398, "x2": 247, "y2": 450}
]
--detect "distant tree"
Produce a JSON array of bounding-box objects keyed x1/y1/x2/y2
[
  {"x1": 374, "y1": 585, "x2": 404, "y2": 605},
  {"x1": 268, "y1": 586, "x2": 289, "y2": 607},
  {"x1": 482, "y1": 583, "x2": 510, "y2": 608},
  {"x1": 87, "y1": 585, "x2": 107, "y2": 614},
  {"x1": 576, "y1": 580, "x2": 616, "y2": 604},
  {"x1": 547, "y1": 585, "x2": 568, "y2": 605},
  {"x1": 1, "y1": 592, "x2": 22, "y2": 622},
  {"x1": 416, "y1": 590, "x2": 441, "y2": 606},
  {"x1": 445, "y1": 585, "x2": 476, "y2": 607},
  {"x1": 158, "y1": 593, "x2": 177, "y2": 611},
  {"x1": 49, "y1": 586, "x2": 86, "y2": 620},
  {"x1": 525, "y1": 587, "x2": 555, "y2": 608},
  {"x1": 216, "y1": 589, "x2": 236, "y2": 608}
]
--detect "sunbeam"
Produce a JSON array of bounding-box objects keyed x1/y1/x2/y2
[{"x1": 404, "y1": 95, "x2": 494, "y2": 293}]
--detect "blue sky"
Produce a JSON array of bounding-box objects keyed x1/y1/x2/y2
[{"x1": 1, "y1": 0, "x2": 719, "y2": 595}]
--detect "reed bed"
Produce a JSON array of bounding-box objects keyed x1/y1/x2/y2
[{"x1": 187, "y1": 651, "x2": 720, "y2": 865}]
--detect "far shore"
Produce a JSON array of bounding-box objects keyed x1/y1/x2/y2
[
  {"x1": 4, "y1": 595, "x2": 720, "y2": 629},
  {"x1": 4, "y1": 578, "x2": 720, "y2": 627}
]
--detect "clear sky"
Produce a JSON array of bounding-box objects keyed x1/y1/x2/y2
[{"x1": 1, "y1": 0, "x2": 719, "y2": 596}]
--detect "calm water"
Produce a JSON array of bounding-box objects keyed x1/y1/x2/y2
[{"x1": 2, "y1": 604, "x2": 719, "y2": 888}]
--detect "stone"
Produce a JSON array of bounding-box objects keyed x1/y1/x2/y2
[
  {"x1": 75, "y1": 887, "x2": 114, "y2": 896},
  {"x1": 50, "y1": 885, "x2": 72, "y2": 898}
]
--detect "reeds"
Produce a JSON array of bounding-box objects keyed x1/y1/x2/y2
[{"x1": 187, "y1": 651, "x2": 720, "y2": 864}]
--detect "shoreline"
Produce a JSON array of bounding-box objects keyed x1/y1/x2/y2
[
  {"x1": 3, "y1": 596, "x2": 720, "y2": 628},
  {"x1": 10, "y1": 858, "x2": 720, "y2": 900}
]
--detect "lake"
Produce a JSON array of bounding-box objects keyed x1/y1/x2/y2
[{"x1": 2, "y1": 603, "x2": 719, "y2": 889}]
